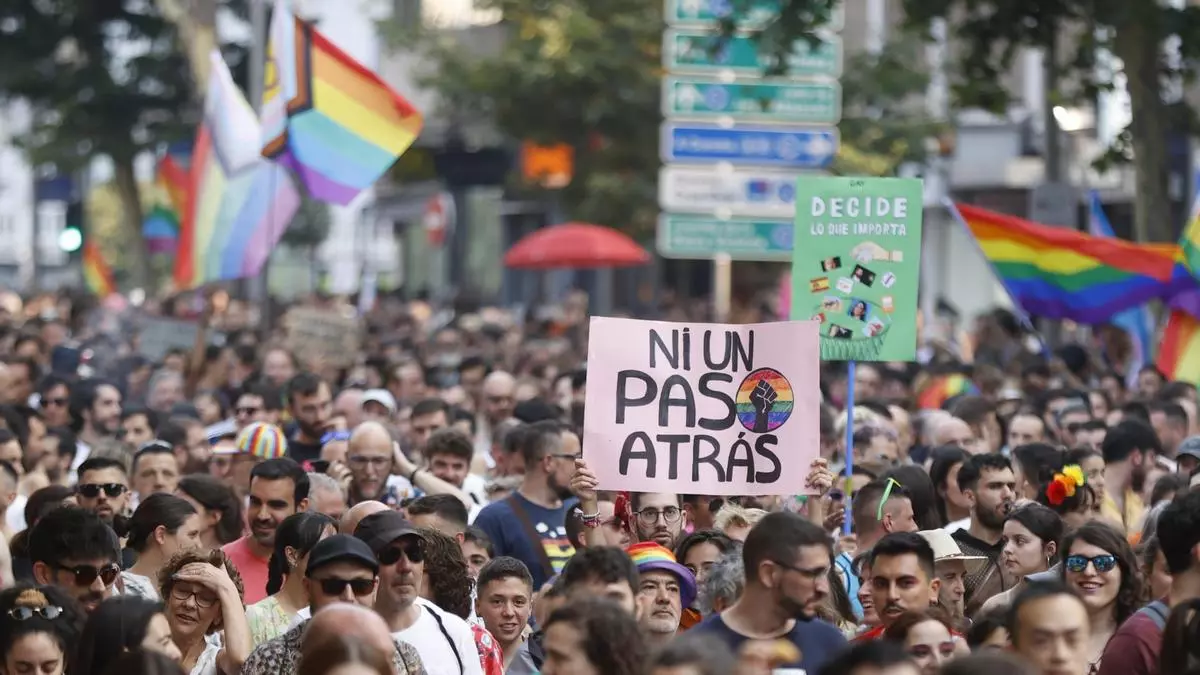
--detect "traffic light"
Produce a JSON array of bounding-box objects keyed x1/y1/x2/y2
[{"x1": 61, "y1": 199, "x2": 84, "y2": 260}]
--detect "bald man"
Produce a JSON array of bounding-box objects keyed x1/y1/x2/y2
[
  {"x1": 932, "y1": 417, "x2": 985, "y2": 455},
  {"x1": 475, "y1": 372, "x2": 516, "y2": 454},
  {"x1": 301, "y1": 604, "x2": 397, "y2": 663},
  {"x1": 342, "y1": 500, "x2": 389, "y2": 535},
  {"x1": 334, "y1": 388, "x2": 365, "y2": 431},
  {"x1": 346, "y1": 422, "x2": 470, "y2": 509}
]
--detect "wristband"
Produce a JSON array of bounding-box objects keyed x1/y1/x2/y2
[
  {"x1": 408, "y1": 467, "x2": 422, "y2": 484},
  {"x1": 580, "y1": 511, "x2": 602, "y2": 529}
]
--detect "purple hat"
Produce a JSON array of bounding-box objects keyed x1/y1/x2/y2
[{"x1": 625, "y1": 542, "x2": 697, "y2": 608}]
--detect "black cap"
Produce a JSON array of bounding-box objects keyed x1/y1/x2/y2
[
  {"x1": 353, "y1": 510, "x2": 424, "y2": 554},
  {"x1": 305, "y1": 534, "x2": 379, "y2": 577}
]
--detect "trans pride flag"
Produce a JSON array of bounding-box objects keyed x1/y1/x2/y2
[
  {"x1": 173, "y1": 51, "x2": 300, "y2": 290},
  {"x1": 261, "y1": 0, "x2": 423, "y2": 205}
]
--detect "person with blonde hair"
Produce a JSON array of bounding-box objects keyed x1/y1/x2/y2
[{"x1": 713, "y1": 504, "x2": 767, "y2": 542}]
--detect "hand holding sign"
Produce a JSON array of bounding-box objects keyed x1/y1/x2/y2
[
  {"x1": 570, "y1": 458, "x2": 600, "y2": 505},
  {"x1": 749, "y1": 379, "x2": 778, "y2": 433},
  {"x1": 803, "y1": 458, "x2": 834, "y2": 496}
]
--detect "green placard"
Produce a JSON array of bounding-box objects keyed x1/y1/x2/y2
[
  {"x1": 791, "y1": 176, "x2": 923, "y2": 362},
  {"x1": 664, "y1": 30, "x2": 843, "y2": 79}
]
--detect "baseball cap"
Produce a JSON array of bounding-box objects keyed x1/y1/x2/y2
[
  {"x1": 206, "y1": 419, "x2": 238, "y2": 445},
  {"x1": 353, "y1": 510, "x2": 425, "y2": 554},
  {"x1": 625, "y1": 542, "x2": 697, "y2": 609},
  {"x1": 362, "y1": 389, "x2": 397, "y2": 415},
  {"x1": 305, "y1": 534, "x2": 379, "y2": 577},
  {"x1": 236, "y1": 422, "x2": 288, "y2": 460},
  {"x1": 1178, "y1": 435, "x2": 1200, "y2": 461}
]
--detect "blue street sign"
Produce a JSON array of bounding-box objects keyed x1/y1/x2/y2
[{"x1": 660, "y1": 123, "x2": 839, "y2": 169}]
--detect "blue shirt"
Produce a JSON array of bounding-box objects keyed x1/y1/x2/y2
[
  {"x1": 692, "y1": 611, "x2": 846, "y2": 672},
  {"x1": 473, "y1": 492, "x2": 576, "y2": 589},
  {"x1": 834, "y1": 551, "x2": 862, "y2": 619}
]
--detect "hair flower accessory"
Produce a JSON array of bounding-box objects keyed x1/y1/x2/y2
[{"x1": 1046, "y1": 464, "x2": 1086, "y2": 505}]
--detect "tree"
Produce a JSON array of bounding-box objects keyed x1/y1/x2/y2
[
  {"x1": 0, "y1": 0, "x2": 197, "y2": 289},
  {"x1": 281, "y1": 193, "x2": 331, "y2": 264},
  {"x1": 755, "y1": 0, "x2": 1200, "y2": 243}
]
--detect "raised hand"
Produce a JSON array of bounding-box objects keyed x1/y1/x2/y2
[{"x1": 749, "y1": 380, "x2": 777, "y2": 433}]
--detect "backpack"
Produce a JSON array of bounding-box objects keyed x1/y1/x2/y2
[{"x1": 1137, "y1": 599, "x2": 1170, "y2": 630}]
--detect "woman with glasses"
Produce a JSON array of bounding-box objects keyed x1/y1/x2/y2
[
  {"x1": 76, "y1": 596, "x2": 183, "y2": 675},
  {"x1": 0, "y1": 583, "x2": 84, "y2": 675},
  {"x1": 158, "y1": 549, "x2": 251, "y2": 675},
  {"x1": 882, "y1": 608, "x2": 962, "y2": 674},
  {"x1": 245, "y1": 512, "x2": 335, "y2": 646},
  {"x1": 1059, "y1": 521, "x2": 1142, "y2": 675},
  {"x1": 121, "y1": 494, "x2": 205, "y2": 600},
  {"x1": 177, "y1": 475, "x2": 245, "y2": 550}
]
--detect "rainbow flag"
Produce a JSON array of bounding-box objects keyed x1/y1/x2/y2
[
  {"x1": 174, "y1": 51, "x2": 300, "y2": 290},
  {"x1": 953, "y1": 203, "x2": 1177, "y2": 324},
  {"x1": 261, "y1": 0, "x2": 423, "y2": 205},
  {"x1": 916, "y1": 373, "x2": 979, "y2": 410},
  {"x1": 143, "y1": 154, "x2": 189, "y2": 254},
  {"x1": 1159, "y1": 288, "x2": 1200, "y2": 385},
  {"x1": 82, "y1": 241, "x2": 116, "y2": 298}
]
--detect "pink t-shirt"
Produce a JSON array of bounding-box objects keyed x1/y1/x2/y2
[{"x1": 222, "y1": 536, "x2": 271, "y2": 605}]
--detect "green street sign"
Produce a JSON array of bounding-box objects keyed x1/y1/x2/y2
[
  {"x1": 657, "y1": 214, "x2": 794, "y2": 261},
  {"x1": 664, "y1": 29, "x2": 842, "y2": 78},
  {"x1": 664, "y1": 0, "x2": 844, "y2": 30},
  {"x1": 662, "y1": 76, "x2": 842, "y2": 124}
]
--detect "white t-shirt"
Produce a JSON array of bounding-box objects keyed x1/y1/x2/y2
[
  {"x1": 944, "y1": 517, "x2": 969, "y2": 533},
  {"x1": 6, "y1": 494, "x2": 27, "y2": 534},
  {"x1": 394, "y1": 598, "x2": 483, "y2": 675}
]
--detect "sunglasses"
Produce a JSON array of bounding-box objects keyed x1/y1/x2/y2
[
  {"x1": 9, "y1": 606, "x2": 64, "y2": 620},
  {"x1": 77, "y1": 483, "x2": 127, "y2": 499},
  {"x1": 56, "y1": 563, "x2": 120, "y2": 587},
  {"x1": 316, "y1": 577, "x2": 376, "y2": 597},
  {"x1": 1065, "y1": 554, "x2": 1117, "y2": 574},
  {"x1": 41, "y1": 397, "x2": 68, "y2": 408},
  {"x1": 378, "y1": 540, "x2": 424, "y2": 566}
]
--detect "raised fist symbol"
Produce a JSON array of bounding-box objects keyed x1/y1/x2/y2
[{"x1": 750, "y1": 380, "x2": 777, "y2": 433}]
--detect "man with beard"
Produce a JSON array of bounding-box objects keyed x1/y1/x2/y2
[
  {"x1": 855, "y1": 533, "x2": 942, "y2": 641},
  {"x1": 1100, "y1": 420, "x2": 1154, "y2": 532},
  {"x1": 474, "y1": 420, "x2": 579, "y2": 589},
  {"x1": 30, "y1": 506, "x2": 121, "y2": 613},
  {"x1": 474, "y1": 371, "x2": 516, "y2": 455},
  {"x1": 284, "y1": 372, "x2": 334, "y2": 463},
  {"x1": 69, "y1": 379, "x2": 122, "y2": 476},
  {"x1": 692, "y1": 512, "x2": 846, "y2": 673},
  {"x1": 75, "y1": 457, "x2": 130, "y2": 526},
  {"x1": 951, "y1": 453, "x2": 1017, "y2": 616},
  {"x1": 627, "y1": 542, "x2": 697, "y2": 649},
  {"x1": 344, "y1": 422, "x2": 468, "y2": 508},
  {"x1": 570, "y1": 462, "x2": 687, "y2": 551},
  {"x1": 222, "y1": 458, "x2": 310, "y2": 604}
]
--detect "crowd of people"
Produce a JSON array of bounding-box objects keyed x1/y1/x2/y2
[{"x1": 2, "y1": 295, "x2": 1200, "y2": 675}]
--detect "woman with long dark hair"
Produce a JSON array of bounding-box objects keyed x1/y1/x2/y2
[
  {"x1": 121, "y1": 494, "x2": 204, "y2": 600},
  {"x1": 979, "y1": 503, "x2": 1064, "y2": 614},
  {"x1": 1060, "y1": 521, "x2": 1143, "y2": 674},
  {"x1": 244, "y1": 512, "x2": 334, "y2": 646},
  {"x1": 929, "y1": 446, "x2": 971, "y2": 528},
  {"x1": 418, "y1": 527, "x2": 504, "y2": 675},
  {"x1": 76, "y1": 595, "x2": 183, "y2": 675},
  {"x1": 176, "y1": 475, "x2": 244, "y2": 549}
]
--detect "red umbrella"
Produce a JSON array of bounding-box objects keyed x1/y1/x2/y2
[{"x1": 503, "y1": 222, "x2": 650, "y2": 269}]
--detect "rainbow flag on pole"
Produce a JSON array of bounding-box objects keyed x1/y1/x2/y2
[
  {"x1": 82, "y1": 241, "x2": 116, "y2": 298},
  {"x1": 261, "y1": 0, "x2": 423, "y2": 205},
  {"x1": 173, "y1": 51, "x2": 300, "y2": 290},
  {"x1": 954, "y1": 203, "x2": 1177, "y2": 324},
  {"x1": 142, "y1": 154, "x2": 189, "y2": 254}
]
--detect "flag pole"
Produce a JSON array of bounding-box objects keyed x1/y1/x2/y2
[{"x1": 249, "y1": 0, "x2": 272, "y2": 337}]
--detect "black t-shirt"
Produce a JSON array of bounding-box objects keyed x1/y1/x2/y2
[
  {"x1": 692, "y1": 612, "x2": 846, "y2": 672},
  {"x1": 287, "y1": 437, "x2": 322, "y2": 463}
]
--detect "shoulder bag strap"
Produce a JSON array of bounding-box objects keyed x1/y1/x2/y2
[{"x1": 505, "y1": 494, "x2": 555, "y2": 580}]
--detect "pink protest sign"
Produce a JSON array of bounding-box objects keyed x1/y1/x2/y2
[{"x1": 582, "y1": 316, "x2": 821, "y2": 496}]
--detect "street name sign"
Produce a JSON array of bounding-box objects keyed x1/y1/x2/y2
[
  {"x1": 663, "y1": 29, "x2": 843, "y2": 78},
  {"x1": 663, "y1": 77, "x2": 842, "y2": 124},
  {"x1": 657, "y1": 214, "x2": 794, "y2": 260},
  {"x1": 660, "y1": 123, "x2": 838, "y2": 168}
]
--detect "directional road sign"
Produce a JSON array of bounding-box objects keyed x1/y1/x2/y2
[
  {"x1": 663, "y1": 29, "x2": 843, "y2": 79},
  {"x1": 665, "y1": 0, "x2": 845, "y2": 30},
  {"x1": 658, "y1": 165, "x2": 817, "y2": 218},
  {"x1": 663, "y1": 77, "x2": 842, "y2": 124},
  {"x1": 660, "y1": 123, "x2": 838, "y2": 169},
  {"x1": 657, "y1": 214, "x2": 794, "y2": 261}
]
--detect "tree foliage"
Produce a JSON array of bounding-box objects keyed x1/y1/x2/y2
[{"x1": 887, "y1": 0, "x2": 1200, "y2": 242}]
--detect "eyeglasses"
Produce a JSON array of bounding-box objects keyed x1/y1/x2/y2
[
  {"x1": 170, "y1": 583, "x2": 219, "y2": 608},
  {"x1": 315, "y1": 577, "x2": 377, "y2": 597},
  {"x1": 548, "y1": 453, "x2": 579, "y2": 461},
  {"x1": 908, "y1": 641, "x2": 957, "y2": 659},
  {"x1": 1065, "y1": 554, "x2": 1117, "y2": 574},
  {"x1": 378, "y1": 540, "x2": 424, "y2": 565},
  {"x1": 771, "y1": 560, "x2": 830, "y2": 580},
  {"x1": 348, "y1": 455, "x2": 390, "y2": 468},
  {"x1": 9, "y1": 606, "x2": 64, "y2": 621},
  {"x1": 636, "y1": 506, "x2": 682, "y2": 526},
  {"x1": 55, "y1": 563, "x2": 120, "y2": 587},
  {"x1": 77, "y1": 483, "x2": 127, "y2": 499}
]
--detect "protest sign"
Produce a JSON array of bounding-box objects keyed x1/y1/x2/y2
[
  {"x1": 137, "y1": 317, "x2": 224, "y2": 361},
  {"x1": 792, "y1": 176, "x2": 923, "y2": 361},
  {"x1": 283, "y1": 307, "x2": 362, "y2": 369},
  {"x1": 582, "y1": 317, "x2": 820, "y2": 496}
]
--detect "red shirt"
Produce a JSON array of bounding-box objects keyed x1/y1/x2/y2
[
  {"x1": 222, "y1": 536, "x2": 271, "y2": 605},
  {"x1": 1096, "y1": 606, "x2": 1164, "y2": 675},
  {"x1": 854, "y1": 625, "x2": 886, "y2": 642}
]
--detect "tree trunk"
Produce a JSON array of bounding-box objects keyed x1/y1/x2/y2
[
  {"x1": 1113, "y1": 13, "x2": 1172, "y2": 242},
  {"x1": 155, "y1": 0, "x2": 219, "y2": 96},
  {"x1": 112, "y1": 156, "x2": 152, "y2": 290}
]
